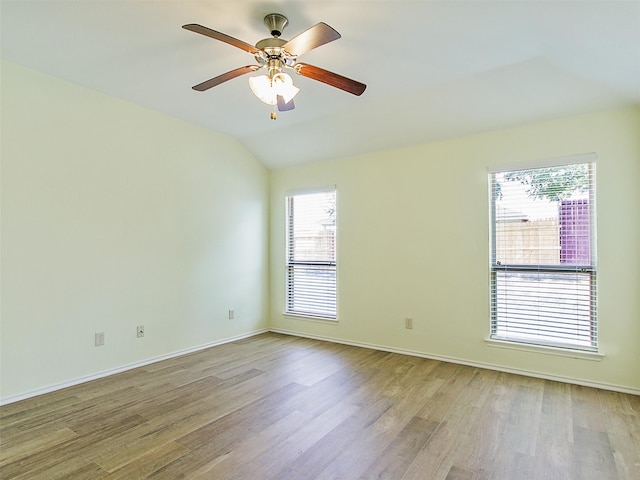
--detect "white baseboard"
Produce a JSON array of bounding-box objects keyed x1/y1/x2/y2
[
  {"x1": 0, "y1": 329, "x2": 269, "y2": 406},
  {"x1": 3, "y1": 326, "x2": 637, "y2": 405},
  {"x1": 269, "y1": 328, "x2": 640, "y2": 396}
]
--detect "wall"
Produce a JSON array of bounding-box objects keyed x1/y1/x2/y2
[
  {"x1": 270, "y1": 107, "x2": 640, "y2": 393},
  {"x1": 1, "y1": 62, "x2": 270, "y2": 402}
]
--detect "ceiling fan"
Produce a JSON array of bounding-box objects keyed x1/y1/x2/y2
[{"x1": 183, "y1": 13, "x2": 367, "y2": 119}]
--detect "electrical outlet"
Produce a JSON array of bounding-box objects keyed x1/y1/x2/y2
[
  {"x1": 228, "y1": 309, "x2": 234, "y2": 320},
  {"x1": 405, "y1": 317, "x2": 413, "y2": 330},
  {"x1": 95, "y1": 332, "x2": 105, "y2": 346},
  {"x1": 137, "y1": 325, "x2": 144, "y2": 338}
]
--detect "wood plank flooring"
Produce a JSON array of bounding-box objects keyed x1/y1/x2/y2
[{"x1": 1, "y1": 333, "x2": 638, "y2": 479}]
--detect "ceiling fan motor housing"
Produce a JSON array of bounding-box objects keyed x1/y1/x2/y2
[{"x1": 255, "y1": 13, "x2": 295, "y2": 69}]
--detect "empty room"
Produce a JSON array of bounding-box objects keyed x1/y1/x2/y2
[{"x1": 1, "y1": 1, "x2": 639, "y2": 479}]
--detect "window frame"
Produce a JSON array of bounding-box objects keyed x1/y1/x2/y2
[
  {"x1": 488, "y1": 154, "x2": 598, "y2": 352},
  {"x1": 285, "y1": 187, "x2": 337, "y2": 320}
]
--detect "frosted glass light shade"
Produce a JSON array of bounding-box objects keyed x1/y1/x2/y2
[
  {"x1": 249, "y1": 75, "x2": 275, "y2": 105},
  {"x1": 249, "y1": 73, "x2": 299, "y2": 105},
  {"x1": 273, "y1": 73, "x2": 300, "y2": 103}
]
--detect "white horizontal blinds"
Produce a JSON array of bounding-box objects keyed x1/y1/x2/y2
[
  {"x1": 489, "y1": 161, "x2": 597, "y2": 351},
  {"x1": 492, "y1": 271, "x2": 597, "y2": 348},
  {"x1": 286, "y1": 189, "x2": 337, "y2": 318}
]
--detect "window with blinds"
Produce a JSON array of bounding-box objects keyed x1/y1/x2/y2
[
  {"x1": 286, "y1": 188, "x2": 337, "y2": 319},
  {"x1": 489, "y1": 156, "x2": 597, "y2": 351}
]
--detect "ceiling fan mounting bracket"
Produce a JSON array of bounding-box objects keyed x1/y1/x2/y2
[{"x1": 263, "y1": 13, "x2": 288, "y2": 38}]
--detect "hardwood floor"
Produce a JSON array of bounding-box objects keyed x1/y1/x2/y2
[{"x1": 1, "y1": 333, "x2": 638, "y2": 479}]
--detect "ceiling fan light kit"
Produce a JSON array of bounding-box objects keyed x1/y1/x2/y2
[
  {"x1": 183, "y1": 13, "x2": 366, "y2": 119},
  {"x1": 249, "y1": 73, "x2": 299, "y2": 104}
]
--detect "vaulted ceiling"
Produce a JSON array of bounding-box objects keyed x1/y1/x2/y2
[{"x1": 2, "y1": 1, "x2": 639, "y2": 168}]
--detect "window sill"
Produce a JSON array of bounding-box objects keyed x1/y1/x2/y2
[
  {"x1": 282, "y1": 313, "x2": 338, "y2": 324},
  {"x1": 485, "y1": 338, "x2": 604, "y2": 361}
]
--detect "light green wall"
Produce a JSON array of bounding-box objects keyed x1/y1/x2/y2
[
  {"x1": 0, "y1": 62, "x2": 270, "y2": 401},
  {"x1": 270, "y1": 107, "x2": 640, "y2": 392},
  {"x1": 2, "y1": 60, "x2": 638, "y2": 401}
]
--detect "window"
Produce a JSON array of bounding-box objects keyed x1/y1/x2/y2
[
  {"x1": 489, "y1": 156, "x2": 597, "y2": 351},
  {"x1": 286, "y1": 188, "x2": 337, "y2": 319}
]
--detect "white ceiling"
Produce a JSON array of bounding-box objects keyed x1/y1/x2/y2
[{"x1": 2, "y1": 1, "x2": 639, "y2": 169}]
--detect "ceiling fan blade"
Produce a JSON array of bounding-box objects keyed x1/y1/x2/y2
[
  {"x1": 283, "y1": 22, "x2": 341, "y2": 56},
  {"x1": 183, "y1": 24, "x2": 259, "y2": 54},
  {"x1": 192, "y1": 65, "x2": 260, "y2": 91},
  {"x1": 277, "y1": 96, "x2": 295, "y2": 111},
  {"x1": 294, "y1": 63, "x2": 366, "y2": 96}
]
